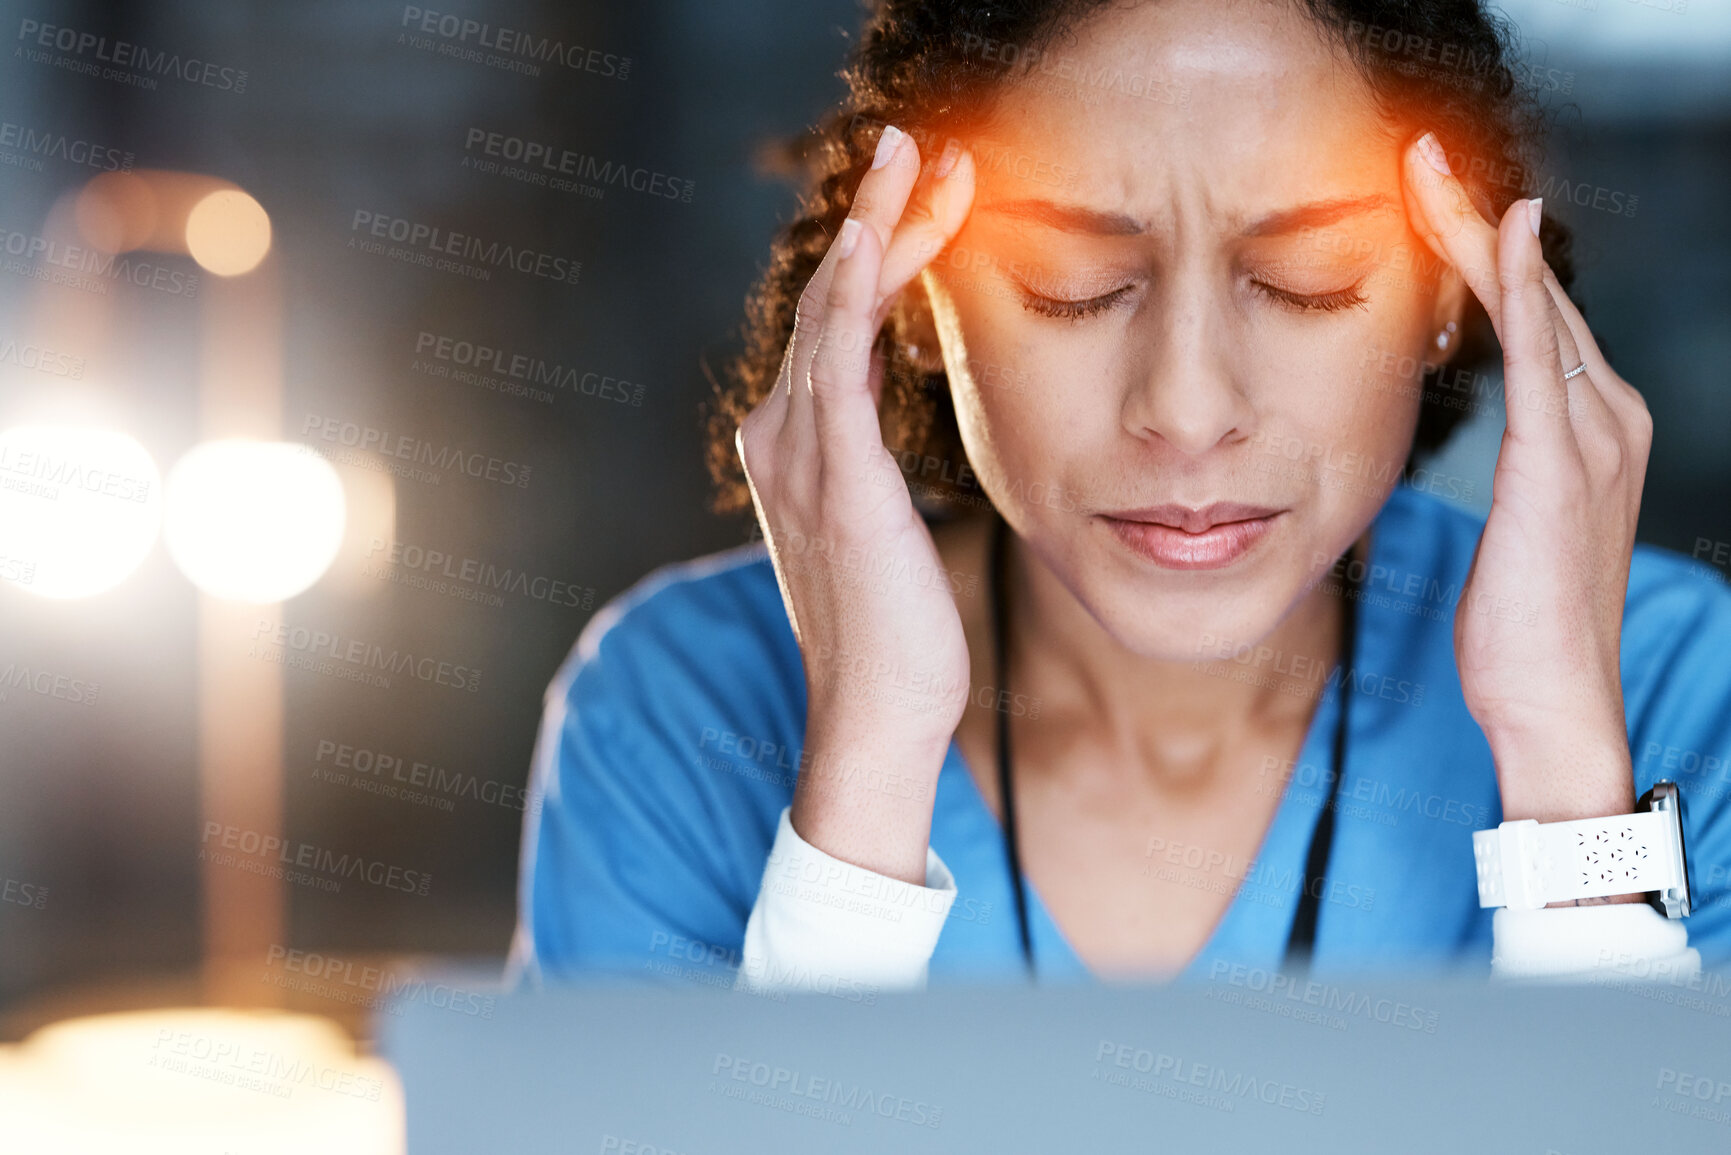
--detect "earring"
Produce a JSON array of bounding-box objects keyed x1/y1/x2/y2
[{"x1": 1435, "y1": 321, "x2": 1457, "y2": 351}]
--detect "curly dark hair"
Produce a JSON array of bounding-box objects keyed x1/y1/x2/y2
[{"x1": 704, "y1": 0, "x2": 1575, "y2": 515}]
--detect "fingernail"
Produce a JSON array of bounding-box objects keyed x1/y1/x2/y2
[
  {"x1": 836, "y1": 217, "x2": 862, "y2": 259},
  {"x1": 1417, "y1": 132, "x2": 1450, "y2": 176},
  {"x1": 935, "y1": 138, "x2": 961, "y2": 180},
  {"x1": 1527, "y1": 197, "x2": 1543, "y2": 238},
  {"x1": 872, "y1": 125, "x2": 902, "y2": 171}
]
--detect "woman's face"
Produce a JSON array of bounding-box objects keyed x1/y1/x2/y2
[{"x1": 922, "y1": 0, "x2": 1459, "y2": 659}]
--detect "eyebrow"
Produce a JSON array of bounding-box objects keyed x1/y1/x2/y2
[
  {"x1": 978, "y1": 194, "x2": 1396, "y2": 238},
  {"x1": 1242, "y1": 194, "x2": 1397, "y2": 237},
  {"x1": 979, "y1": 199, "x2": 1143, "y2": 236}
]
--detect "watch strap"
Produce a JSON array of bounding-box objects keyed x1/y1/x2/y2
[{"x1": 1473, "y1": 811, "x2": 1685, "y2": 910}]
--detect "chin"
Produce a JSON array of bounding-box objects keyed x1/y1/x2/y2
[
  {"x1": 1095, "y1": 581, "x2": 1303, "y2": 663},
  {"x1": 1051, "y1": 525, "x2": 1316, "y2": 663}
]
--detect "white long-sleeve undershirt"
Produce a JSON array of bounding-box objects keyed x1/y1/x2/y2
[{"x1": 734, "y1": 806, "x2": 1699, "y2": 994}]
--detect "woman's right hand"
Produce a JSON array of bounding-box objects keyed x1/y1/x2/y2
[{"x1": 735, "y1": 126, "x2": 977, "y2": 885}]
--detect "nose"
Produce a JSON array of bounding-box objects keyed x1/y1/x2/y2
[{"x1": 1120, "y1": 277, "x2": 1253, "y2": 457}]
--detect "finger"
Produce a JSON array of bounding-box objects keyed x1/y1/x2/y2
[
  {"x1": 745, "y1": 322, "x2": 797, "y2": 464},
  {"x1": 1540, "y1": 269, "x2": 1606, "y2": 371},
  {"x1": 1496, "y1": 197, "x2": 1576, "y2": 452},
  {"x1": 757, "y1": 335, "x2": 795, "y2": 421},
  {"x1": 1564, "y1": 354, "x2": 1619, "y2": 450},
  {"x1": 789, "y1": 126, "x2": 925, "y2": 410},
  {"x1": 876, "y1": 140, "x2": 976, "y2": 326},
  {"x1": 1538, "y1": 270, "x2": 1650, "y2": 513},
  {"x1": 1402, "y1": 133, "x2": 1503, "y2": 341},
  {"x1": 807, "y1": 215, "x2": 891, "y2": 455},
  {"x1": 1544, "y1": 284, "x2": 1584, "y2": 390},
  {"x1": 1541, "y1": 268, "x2": 1647, "y2": 422}
]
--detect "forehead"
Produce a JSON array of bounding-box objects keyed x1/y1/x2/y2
[{"x1": 972, "y1": 0, "x2": 1400, "y2": 219}]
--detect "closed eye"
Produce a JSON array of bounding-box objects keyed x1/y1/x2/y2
[
  {"x1": 1020, "y1": 284, "x2": 1135, "y2": 321},
  {"x1": 1252, "y1": 278, "x2": 1369, "y2": 314}
]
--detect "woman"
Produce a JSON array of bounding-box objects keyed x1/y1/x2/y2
[{"x1": 511, "y1": 0, "x2": 1731, "y2": 990}]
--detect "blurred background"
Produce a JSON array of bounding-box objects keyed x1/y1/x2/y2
[{"x1": 0, "y1": 0, "x2": 1727, "y2": 1142}]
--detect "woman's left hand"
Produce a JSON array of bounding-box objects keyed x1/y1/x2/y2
[{"x1": 1403, "y1": 132, "x2": 1653, "y2": 825}]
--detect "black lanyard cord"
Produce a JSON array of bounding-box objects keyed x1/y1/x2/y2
[
  {"x1": 1284, "y1": 545, "x2": 1360, "y2": 969},
  {"x1": 985, "y1": 512, "x2": 1361, "y2": 980},
  {"x1": 989, "y1": 511, "x2": 1035, "y2": 972}
]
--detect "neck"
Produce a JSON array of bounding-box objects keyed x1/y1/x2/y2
[{"x1": 1001, "y1": 529, "x2": 1356, "y2": 788}]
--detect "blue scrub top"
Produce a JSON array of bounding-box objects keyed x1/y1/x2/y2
[{"x1": 513, "y1": 484, "x2": 1731, "y2": 986}]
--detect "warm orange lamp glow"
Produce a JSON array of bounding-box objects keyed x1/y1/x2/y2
[{"x1": 186, "y1": 189, "x2": 273, "y2": 277}]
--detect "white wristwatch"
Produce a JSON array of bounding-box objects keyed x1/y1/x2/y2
[{"x1": 1473, "y1": 781, "x2": 1691, "y2": 917}]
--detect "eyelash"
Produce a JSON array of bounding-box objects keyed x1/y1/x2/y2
[
  {"x1": 1020, "y1": 285, "x2": 1133, "y2": 320},
  {"x1": 1252, "y1": 279, "x2": 1370, "y2": 314},
  {"x1": 1019, "y1": 278, "x2": 1370, "y2": 320}
]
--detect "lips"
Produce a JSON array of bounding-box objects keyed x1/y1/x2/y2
[{"x1": 1099, "y1": 503, "x2": 1283, "y2": 570}]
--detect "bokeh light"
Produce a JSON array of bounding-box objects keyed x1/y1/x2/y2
[
  {"x1": 185, "y1": 189, "x2": 273, "y2": 276},
  {"x1": 73, "y1": 172, "x2": 161, "y2": 254},
  {"x1": 0, "y1": 1008, "x2": 404, "y2": 1154},
  {"x1": 164, "y1": 440, "x2": 345, "y2": 603},
  {"x1": 0, "y1": 424, "x2": 162, "y2": 600}
]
